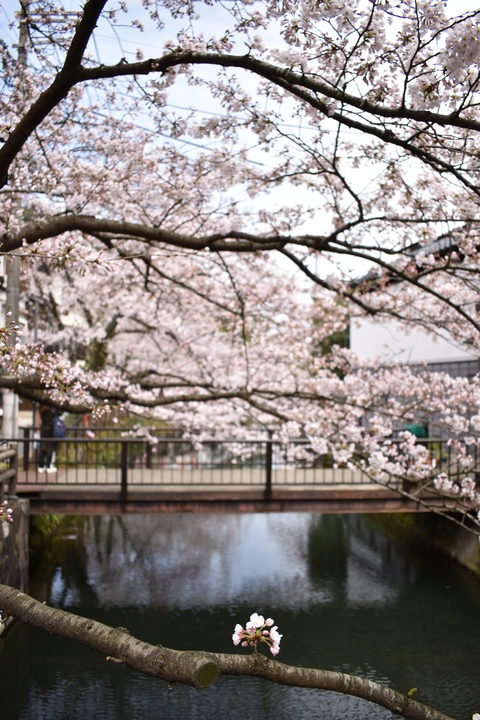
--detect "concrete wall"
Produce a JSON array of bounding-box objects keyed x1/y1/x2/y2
[
  {"x1": 374, "y1": 512, "x2": 480, "y2": 576},
  {"x1": 0, "y1": 498, "x2": 29, "y2": 592},
  {"x1": 416, "y1": 514, "x2": 480, "y2": 575},
  {"x1": 350, "y1": 316, "x2": 477, "y2": 364}
]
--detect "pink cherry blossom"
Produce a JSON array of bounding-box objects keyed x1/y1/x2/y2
[
  {"x1": 232, "y1": 613, "x2": 282, "y2": 656},
  {"x1": 232, "y1": 623, "x2": 244, "y2": 646},
  {"x1": 0, "y1": 501, "x2": 13, "y2": 524},
  {"x1": 246, "y1": 613, "x2": 265, "y2": 631}
]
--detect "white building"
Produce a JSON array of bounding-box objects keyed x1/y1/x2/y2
[
  {"x1": 350, "y1": 316, "x2": 478, "y2": 367},
  {"x1": 350, "y1": 230, "x2": 480, "y2": 378}
]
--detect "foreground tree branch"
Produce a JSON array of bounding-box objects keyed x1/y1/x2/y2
[{"x1": 0, "y1": 584, "x2": 456, "y2": 720}]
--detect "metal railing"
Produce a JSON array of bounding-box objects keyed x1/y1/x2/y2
[
  {"x1": 7, "y1": 433, "x2": 372, "y2": 500},
  {"x1": 3, "y1": 432, "x2": 478, "y2": 503},
  {"x1": 0, "y1": 445, "x2": 17, "y2": 500}
]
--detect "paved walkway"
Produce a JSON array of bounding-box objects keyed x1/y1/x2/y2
[
  {"x1": 18, "y1": 465, "x2": 380, "y2": 486},
  {"x1": 13, "y1": 465, "x2": 430, "y2": 515}
]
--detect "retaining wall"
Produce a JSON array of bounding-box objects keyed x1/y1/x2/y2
[
  {"x1": 415, "y1": 513, "x2": 480, "y2": 575},
  {"x1": 374, "y1": 512, "x2": 480, "y2": 576},
  {"x1": 0, "y1": 498, "x2": 29, "y2": 591}
]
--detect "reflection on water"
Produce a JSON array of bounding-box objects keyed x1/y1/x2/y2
[
  {"x1": 1, "y1": 512, "x2": 480, "y2": 720},
  {"x1": 47, "y1": 513, "x2": 419, "y2": 611},
  {"x1": 85, "y1": 513, "x2": 331, "y2": 609}
]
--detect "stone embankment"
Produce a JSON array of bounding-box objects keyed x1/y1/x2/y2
[{"x1": 0, "y1": 498, "x2": 29, "y2": 631}]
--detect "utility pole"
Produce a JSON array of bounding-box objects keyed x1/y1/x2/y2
[{"x1": 2, "y1": 1, "x2": 29, "y2": 438}]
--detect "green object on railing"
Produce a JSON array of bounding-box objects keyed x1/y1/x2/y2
[{"x1": 405, "y1": 423, "x2": 428, "y2": 439}]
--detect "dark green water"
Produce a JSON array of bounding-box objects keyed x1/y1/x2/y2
[{"x1": 0, "y1": 512, "x2": 479, "y2": 720}]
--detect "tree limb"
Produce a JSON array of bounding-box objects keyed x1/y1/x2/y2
[
  {"x1": 0, "y1": 0, "x2": 107, "y2": 187},
  {"x1": 77, "y1": 52, "x2": 480, "y2": 133}
]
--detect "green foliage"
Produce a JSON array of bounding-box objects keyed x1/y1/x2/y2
[
  {"x1": 29, "y1": 514, "x2": 64, "y2": 552},
  {"x1": 29, "y1": 516, "x2": 90, "y2": 598},
  {"x1": 56, "y1": 414, "x2": 172, "y2": 468},
  {"x1": 315, "y1": 327, "x2": 350, "y2": 356}
]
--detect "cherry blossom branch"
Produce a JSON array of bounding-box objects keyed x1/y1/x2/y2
[
  {"x1": 6, "y1": 214, "x2": 479, "y2": 337},
  {"x1": 75, "y1": 52, "x2": 480, "y2": 195},
  {"x1": 0, "y1": 584, "x2": 457, "y2": 720},
  {"x1": 91, "y1": 238, "x2": 243, "y2": 318},
  {"x1": 0, "y1": 0, "x2": 107, "y2": 187},
  {"x1": 312, "y1": 243, "x2": 480, "y2": 333},
  {"x1": 0, "y1": 215, "x2": 297, "y2": 253},
  {"x1": 77, "y1": 52, "x2": 480, "y2": 132},
  {"x1": 2, "y1": 28, "x2": 480, "y2": 192},
  {"x1": 357, "y1": 467, "x2": 480, "y2": 535}
]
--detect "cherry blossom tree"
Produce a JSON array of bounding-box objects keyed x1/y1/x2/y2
[
  {"x1": 0, "y1": 4, "x2": 480, "y2": 714},
  {"x1": 1, "y1": 0, "x2": 480, "y2": 526}
]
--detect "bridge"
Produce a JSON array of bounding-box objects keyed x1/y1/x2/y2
[{"x1": 0, "y1": 430, "x2": 458, "y2": 515}]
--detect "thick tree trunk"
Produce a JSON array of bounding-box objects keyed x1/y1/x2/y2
[{"x1": 0, "y1": 584, "x2": 456, "y2": 720}]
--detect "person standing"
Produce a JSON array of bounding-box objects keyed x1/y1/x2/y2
[{"x1": 38, "y1": 405, "x2": 57, "y2": 473}]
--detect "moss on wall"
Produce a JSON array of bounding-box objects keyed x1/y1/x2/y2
[{"x1": 371, "y1": 512, "x2": 480, "y2": 576}]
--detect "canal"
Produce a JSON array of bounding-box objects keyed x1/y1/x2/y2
[{"x1": 0, "y1": 512, "x2": 479, "y2": 719}]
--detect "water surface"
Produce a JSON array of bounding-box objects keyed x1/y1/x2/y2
[{"x1": 1, "y1": 512, "x2": 479, "y2": 719}]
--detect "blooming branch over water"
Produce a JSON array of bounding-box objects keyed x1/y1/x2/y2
[
  {"x1": 232, "y1": 612, "x2": 282, "y2": 656},
  {"x1": 0, "y1": 501, "x2": 13, "y2": 524}
]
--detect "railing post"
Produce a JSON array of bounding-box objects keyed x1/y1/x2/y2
[
  {"x1": 120, "y1": 440, "x2": 128, "y2": 505},
  {"x1": 22, "y1": 427, "x2": 30, "y2": 471},
  {"x1": 265, "y1": 434, "x2": 273, "y2": 501},
  {"x1": 146, "y1": 441, "x2": 152, "y2": 469},
  {"x1": 8, "y1": 445, "x2": 17, "y2": 497}
]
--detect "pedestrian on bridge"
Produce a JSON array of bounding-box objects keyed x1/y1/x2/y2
[{"x1": 38, "y1": 405, "x2": 61, "y2": 474}]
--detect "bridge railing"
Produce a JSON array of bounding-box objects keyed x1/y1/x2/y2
[
  {"x1": 0, "y1": 445, "x2": 17, "y2": 501},
  {"x1": 7, "y1": 434, "x2": 375, "y2": 499},
  {"x1": 4, "y1": 433, "x2": 479, "y2": 501}
]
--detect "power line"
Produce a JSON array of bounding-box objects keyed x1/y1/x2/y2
[
  {"x1": 87, "y1": 108, "x2": 267, "y2": 166},
  {"x1": 0, "y1": 3, "x2": 20, "y2": 45},
  {"x1": 3, "y1": 4, "x2": 364, "y2": 140}
]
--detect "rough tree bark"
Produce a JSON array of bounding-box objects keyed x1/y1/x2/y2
[{"x1": 0, "y1": 584, "x2": 456, "y2": 720}]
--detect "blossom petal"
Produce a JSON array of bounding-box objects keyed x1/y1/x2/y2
[{"x1": 249, "y1": 613, "x2": 264, "y2": 628}]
